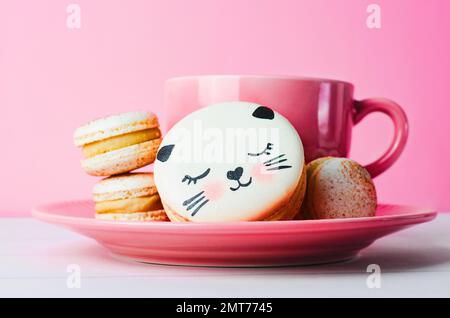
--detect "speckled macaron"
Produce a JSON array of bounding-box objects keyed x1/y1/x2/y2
[
  {"x1": 301, "y1": 157, "x2": 377, "y2": 219},
  {"x1": 74, "y1": 111, "x2": 162, "y2": 176},
  {"x1": 93, "y1": 172, "x2": 168, "y2": 221}
]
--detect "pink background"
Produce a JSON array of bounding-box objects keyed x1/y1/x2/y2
[{"x1": 1, "y1": 0, "x2": 449, "y2": 216}]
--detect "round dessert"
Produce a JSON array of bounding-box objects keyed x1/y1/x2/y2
[
  {"x1": 74, "y1": 111, "x2": 162, "y2": 176},
  {"x1": 154, "y1": 101, "x2": 307, "y2": 222},
  {"x1": 301, "y1": 157, "x2": 377, "y2": 219},
  {"x1": 93, "y1": 172, "x2": 168, "y2": 221}
]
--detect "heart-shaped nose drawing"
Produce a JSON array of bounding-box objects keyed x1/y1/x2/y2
[
  {"x1": 227, "y1": 167, "x2": 252, "y2": 191},
  {"x1": 227, "y1": 167, "x2": 243, "y2": 181}
]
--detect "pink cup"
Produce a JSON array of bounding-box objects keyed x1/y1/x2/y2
[{"x1": 164, "y1": 75, "x2": 408, "y2": 178}]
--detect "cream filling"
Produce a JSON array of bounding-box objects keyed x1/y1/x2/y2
[
  {"x1": 95, "y1": 195, "x2": 163, "y2": 214},
  {"x1": 83, "y1": 128, "x2": 161, "y2": 158}
]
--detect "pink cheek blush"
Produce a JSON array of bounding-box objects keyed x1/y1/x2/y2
[
  {"x1": 251, "y1": 164, "x2": 275, "y2": 183},
  {"x1": 203, "y1": 181, "x2": 225, "y2": 201}
]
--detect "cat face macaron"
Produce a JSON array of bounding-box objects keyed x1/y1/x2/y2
[{"x1": 154, "y1": 101, "x2": 306, "y2": 222}]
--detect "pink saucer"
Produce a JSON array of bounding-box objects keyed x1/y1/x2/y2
[{"x1": 32, "y1": 201, "x2": 436, "y2": 267}]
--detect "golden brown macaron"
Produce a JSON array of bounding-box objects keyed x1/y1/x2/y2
[
  {"x1": 93, "y1": 172, "x2": 169, "y2": 221},
  {"x1": 74, "y1": 111, "x2": 162, "y2": 176},
  {"x1": 301, "y1": 157, "x2": 377, "y2": 219}
]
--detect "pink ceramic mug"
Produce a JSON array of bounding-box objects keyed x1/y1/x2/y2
[{"x1": 164, "y1": 75, "x2": 408, "y2": 178}]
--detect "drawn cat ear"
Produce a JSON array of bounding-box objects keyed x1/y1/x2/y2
[
  {"x1": 252, "y1": 106, "x2": 274, "y2": 120},
  {"x1": 157, "y1": 144, "x2": 175, "y2": 162}
]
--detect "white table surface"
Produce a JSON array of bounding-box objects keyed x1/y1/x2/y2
[{"x1": 1, "y1": 215, "x2": 449, "y2": 298}]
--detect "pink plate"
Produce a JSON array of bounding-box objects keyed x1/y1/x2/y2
[{"x1": 32, "y1": 200, "x2": 436, "y2": 267}]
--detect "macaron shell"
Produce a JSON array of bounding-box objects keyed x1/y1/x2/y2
[
  {"x1": 74, "y1": 111, "x2": 159, "y2": 146},
  {"x1": 305, "y1": 157, "x2": 332, "y2": 183},
  {"x1": 95, "y1": 210, "x2": 169, "y2": 222},
  {"x1": 307, "y1": 158, "x2": 377, "y2": 219},
  {"x1": 93, "y1": 173, "x2": 158, "y2": 202},
  {"x1": 81, "y1": 138, "x2": 161, "y2": 176}
]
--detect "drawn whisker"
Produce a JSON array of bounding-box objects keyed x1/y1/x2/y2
[
  {"x1": 265, "y1": 158, "x2": 287, "y2": 166},
  {"x1": 186, "y1": 196, "x2": 205, "y2": 211},
  {"x1": 182, "y1": 191, "x2": 204, "y2": 206},
  {"x1": 263, "y1": 154, "x2": 285, "y2": 165},
  {"x1": 191, "y1": 199, "x2": 209, "y2": 216},
  {"x1": 248, "y1": 143, "x2": 273, "y2": 156},
  {"x1": 266, "y1": 165, "x2": 292, "y2": 171}
]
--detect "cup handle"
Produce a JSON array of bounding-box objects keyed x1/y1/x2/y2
[{"x1": 353, "y1": 98, "x2": 408, "y2": 178}]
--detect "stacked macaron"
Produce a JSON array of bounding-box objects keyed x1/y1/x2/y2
[
  {"x1": 74, "y1": 111, "x2": 168, "y2": 221},
  {"x1": 93, "y1": 173, "x2": 166, "y2": 221},
  {"x1": 74, "y1": 111, "x2": 162, "y2": 176}
]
